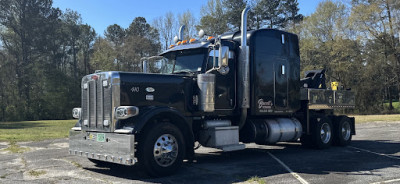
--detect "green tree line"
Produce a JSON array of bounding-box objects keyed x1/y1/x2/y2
[{"x1": 0, "y1": 0, "x2": 399, "y2": 121}]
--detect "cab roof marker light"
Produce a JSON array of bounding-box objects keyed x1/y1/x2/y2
[{"x1": 189, "y1": 38, "x2": 196, "y2": 43}]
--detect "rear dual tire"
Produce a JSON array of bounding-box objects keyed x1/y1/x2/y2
[
  {"x1": 301, "y1": 115, "x2": 333, "y2": 149},
  {"x1": 312, "y1": 116, "x2": 333, "y2": 149},
  {"x1": 333, "y1": 116, "x2": 352, "y2": 146},
  {"x1": 301, "y1": 115, "x2": 352, "y2": 149}
]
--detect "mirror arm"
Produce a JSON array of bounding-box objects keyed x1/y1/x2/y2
[
  {"x1": 207, "y1": 41, "x2": 220, "y2": 74},
  {"x1": 213, "y1": 45, "x2": 217, "y2": 69}
]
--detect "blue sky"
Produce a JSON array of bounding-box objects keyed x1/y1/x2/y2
[{"x1": 52, "y1": 0, "x2": 323, "y2": 36}]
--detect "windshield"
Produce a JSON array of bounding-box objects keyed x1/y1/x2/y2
[{"x1": 159, "y1": 49, "x2": 206, "y2": 74}]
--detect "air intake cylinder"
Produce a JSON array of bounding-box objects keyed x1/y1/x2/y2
[{"x1": 197, "y1": 73, "x2": 215, "y2": 112}]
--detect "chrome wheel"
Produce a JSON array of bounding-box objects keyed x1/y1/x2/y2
[
  {"x1": 153, "y1": 134, "x2": 178, "y2": 167},
  {"x1": 320, "y1": 122, "x2": 331, "y2": 144},
  {"x1": 341, "y1": 121, "x2": 351, "y2": 141}
]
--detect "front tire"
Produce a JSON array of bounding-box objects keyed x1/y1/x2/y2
[{"x1": 137, "y1": 122, "x2": 185, "y2": 177}]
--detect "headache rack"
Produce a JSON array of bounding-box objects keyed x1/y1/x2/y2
[{"x1": 300, "y1": 88, "x2": 355, "y2": 109}]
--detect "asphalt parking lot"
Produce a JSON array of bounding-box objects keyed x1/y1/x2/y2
[{"x1": 0, "y1": 121, "x2": 399, "y2": 184}]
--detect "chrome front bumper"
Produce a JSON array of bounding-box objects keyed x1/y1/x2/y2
[{"x1": 69, "y1": 130, "x2": 136, "y2": 165}]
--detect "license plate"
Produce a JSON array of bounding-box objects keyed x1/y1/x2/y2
[{"x1": 97, "y1": 133, "x2": 105, "y2": 142}]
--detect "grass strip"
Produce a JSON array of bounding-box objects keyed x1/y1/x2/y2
[
  {"x1": 0, "y1": 120, "x2": 76, "y2": 142},
  {"x1": 245, "y1": 176, "x2": 266, "y2": 184},
  {"x1": 3, "y1": 141, "x2": 30, "y2": 153},
  {"x1": 28, "y1": 170, "x2": 46, "y2": 177},
  {"x1": 350, "y1": 114, "x2": 400, "y2": 123}
]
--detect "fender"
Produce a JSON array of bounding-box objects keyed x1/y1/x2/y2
[
  {"x1": 74, "y1": 120, "x2": 82, "y2": 127},
  {"x1": 130, "y1": 106, "x2": 192, "y2": 134},
  {"x1": 129, "y1": 106, "x2": 195, "y2": 159}
]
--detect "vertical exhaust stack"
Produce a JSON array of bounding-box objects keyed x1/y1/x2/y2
[
  {"x1": 238, "y1": 7, "x2": 250, "y2": 129},
  {"x1": 142, "y1": 60, "x2": 147, "y2": 73},
  {"x1": 239, "y1": 7, "x2": 250, "y2": 109},
  {"x1": 178, "y1": 25, "x2": 186, "y2": 41}
]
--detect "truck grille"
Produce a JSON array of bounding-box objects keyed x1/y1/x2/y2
[{"x1": 81, "y1": 72, "x2": 120, "y2": 132}]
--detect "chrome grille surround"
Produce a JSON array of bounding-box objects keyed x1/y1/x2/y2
[{"x1": 81, "y1": 72, "x2": 120, "y2": 132}]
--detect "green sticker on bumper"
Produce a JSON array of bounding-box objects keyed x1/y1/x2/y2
[{"x1": 97, "y1": 133, "x2": 105, "y2": 142}]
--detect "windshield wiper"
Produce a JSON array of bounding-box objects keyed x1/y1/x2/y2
[{"x1": 173, "y1": 69, "x2": 196, "y2": 75}]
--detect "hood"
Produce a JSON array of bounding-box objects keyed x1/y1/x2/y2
[{"x1": 118, "y1": 72, "x2": 194, "y2": 113}]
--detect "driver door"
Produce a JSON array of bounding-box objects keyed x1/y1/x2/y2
[{"x1": 206, "y1": 51, "x2": 236, "y2": 110}]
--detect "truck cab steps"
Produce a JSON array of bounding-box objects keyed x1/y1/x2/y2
[{"x1": 217, "y1": 143, "x2": 246, "y2": 152}]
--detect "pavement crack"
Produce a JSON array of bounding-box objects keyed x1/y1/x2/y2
[
  {"x1": 59, "y1": 158, "x2": 83, "y2": 168},
  {"x1": 59, "y1": 158, "x2": 114, "y2": 184},
  {"x1": 349, "y1": 146, "x2": 400, "y2": 160},
  {"x1": 186, "y1": 164, "x2": 228, "y2": 175}
]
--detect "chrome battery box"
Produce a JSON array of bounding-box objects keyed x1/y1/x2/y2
[{"x1": 198, "y1": 126, "x2": 240, "y2": 148}]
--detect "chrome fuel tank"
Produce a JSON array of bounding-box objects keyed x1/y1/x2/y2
[{"x1": 240, "y1": 118, "x2": 302, "y2": 144}]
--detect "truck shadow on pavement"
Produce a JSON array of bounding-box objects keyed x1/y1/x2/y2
[{"x1": 83, "y1": 140, "x2": 400, "y2": 183}]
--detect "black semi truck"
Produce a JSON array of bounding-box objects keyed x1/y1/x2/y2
[{"x1": 69, "y1": 7, "x2": 355, "y2": 176}]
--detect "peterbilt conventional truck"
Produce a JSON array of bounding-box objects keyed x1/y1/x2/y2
[{"x1": 69, "y1": 7, "x2": 355, "y2": 176}]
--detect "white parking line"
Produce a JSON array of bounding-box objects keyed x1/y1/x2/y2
[
  {"x1": 370, "y1": 178, "x2": 400, "y2": 184},
  {"x1": 349, "y1": 146, "x2": 400, "y2": 160},
  {"x1": 267, "y1": 152, "x2": 309, "y2": 184}
]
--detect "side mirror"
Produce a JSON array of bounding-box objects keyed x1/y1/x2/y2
[
  {"x1": 218, "y1": 46, "x2": 229, "y2": 68},
  {"x1": 143, "y1": 60, "x2": 148, "y2": 73},
  {"x1": 208, "y1": 46, "x2": 232, "y2": 75},
  {"x1": 141, "y1": 56, "x2": 163, "y2": 73}
]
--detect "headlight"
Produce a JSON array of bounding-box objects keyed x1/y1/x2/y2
[
  {"x1": 115, "y1": 106, "x2": 139, "y2": 119},
  {"x1": 72, "y1": 108, "x2": 81, "y2": 119}
]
